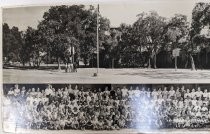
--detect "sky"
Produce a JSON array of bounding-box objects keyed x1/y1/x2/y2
[{"x1": 2, "y1": 0, "x2": 202, "y2": 31}]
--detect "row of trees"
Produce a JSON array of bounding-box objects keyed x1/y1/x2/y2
[
  {"x1": 113, "y1": 2, "x2": 210, "y2": 69},
  {"x1": 3, "y1": 3, "x2": 210, "y2": 69}
]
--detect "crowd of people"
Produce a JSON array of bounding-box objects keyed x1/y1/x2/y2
[{"x1": 3, "y1": 84, "x2": 210, "y2": 130}]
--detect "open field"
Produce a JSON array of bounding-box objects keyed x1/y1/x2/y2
[{"x1": 3, "y1": 68, "x2": 210, "y2": 83}]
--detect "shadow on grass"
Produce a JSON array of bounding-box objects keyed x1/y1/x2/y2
[
  {"x1": 3, "y1": 64, "x2": 89, "y2": 72},
  {"x1": 3, "y1": 65, "x2": 64, "y2": 71},
  {"x1": 118, "y1": 71, "x2": 210, "y2": 79}
]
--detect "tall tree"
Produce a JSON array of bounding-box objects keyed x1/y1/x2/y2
[
  {"x1": 133, "y1": 11, "x2": 166, "y2": 68},
  {"x1": 190, "y1": 2, "x2": 210, "y2": 70},
  {"x1": 101, "y1": 28, "x2": 121, "y2": 68},
  {"x1": 3, "y1": 23, "x2": 23, "y2": 63},
  {"x1": 20, "y1": 27, "x2": 45, "y2": 67},
  {"x1": 163, "y1": 14, "x2": 191, "y2": 69},
  {"x1": 37, "y1": 5, "x2": 84, "y2": 69},
  {"x1": 38, "y1": 5, "x2": 110, "y2": 69},
  {"x1": 80, "y1": 6, "x2": 110, "y2": 67},
  {"x1": 118, "y1": 23, "x2": 141, "y2": 67},
  {"x1": 3, "y1": 23, "x2": 11, "y2": 61}
]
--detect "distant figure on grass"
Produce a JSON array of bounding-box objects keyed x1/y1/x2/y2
[
  {"x1": 65, "y1": 45, "x2": 77, "y2": 73},
  {"x1": 65, "y1": 56, "x2": 77, "y2": 73}
]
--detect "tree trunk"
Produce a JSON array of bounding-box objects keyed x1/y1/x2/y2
[
  {"x1": 84, "y1": 57, "x2": 87, "y2": 67},
  {"x1": 58, "y1": 57, "x2": 61, "y2": 70},
  {"x1": 33, "y1": 59, "x2": 36, "y2": 68},
  {"x1": 39, "y1": 58, "x2": 42, "y2": 67},
  {"x1": 91, "y1": 54, "x2": 93, "y2": 68},
  {"x1": 206, "y1": 49, "x2": 208, "y2": 67},
  {"x1": 184, "y1": 58, "x2": 188, "y2": 69},
  {"x1": 153, "y1": 53, "x2": 157, "y2": 69},
  {"x1": 37, "y1": 58, "x2": 42, "y2": 68},
  {"x1": 190, "y1": 54, "x2": 195, "y2": 70},
  {"x1": 112, "y1": 58, "x2": 114, "y2": 69},
  {"x1": 175, "y1": 56, "x2": 177, "y2": 71},
  {"x1": 148, "y1": 58, "x2": 151, "y2": 69}
]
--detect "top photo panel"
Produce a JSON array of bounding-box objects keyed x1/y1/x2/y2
[{"x1": 2, "y1": 1, "x2": 210, "y2": 84}]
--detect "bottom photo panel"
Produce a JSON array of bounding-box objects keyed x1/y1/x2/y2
[{"x1": 2, "y1": 84, "x2": 210, "y2": 134}]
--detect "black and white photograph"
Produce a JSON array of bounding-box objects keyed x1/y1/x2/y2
[
  {"x1": 2, "y1": 1, "x2": 210, "y2": 83},
  {"x1": 2, "y1": 84, "x2": 210, "y2": 133},
  {"x1": 1, "y1": 0, "x2": 210, "y2": 134}
]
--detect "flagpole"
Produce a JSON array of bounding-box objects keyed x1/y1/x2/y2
[
  {"x1": 96, "y1": 4, "x2": 100, "y2": 75},
  {"x1": 93, "y1": 4, "x2": 99, "y2": 77}
]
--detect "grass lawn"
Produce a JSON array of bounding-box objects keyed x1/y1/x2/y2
[{"x1": 3, "y1": 67, "x2": 210, "y2": 83}]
